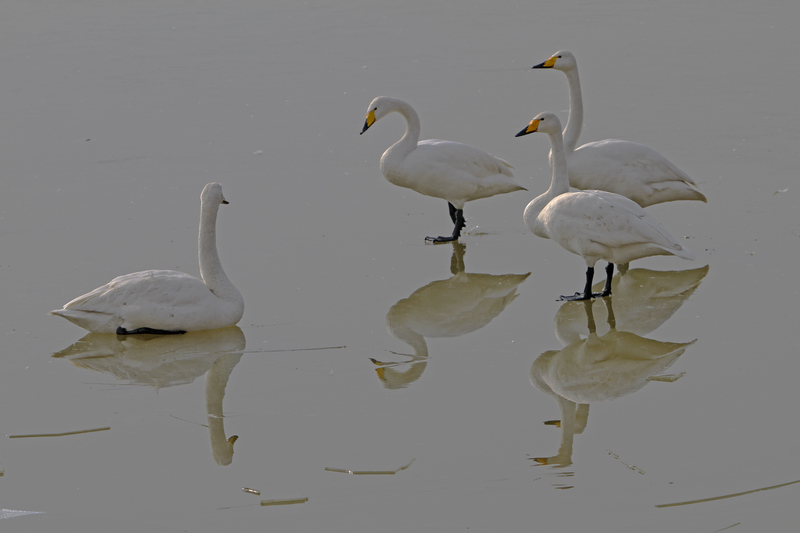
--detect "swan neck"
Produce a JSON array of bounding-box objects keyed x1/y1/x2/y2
[
  {"x1": 562, "y1": 67, "x2": 583, "y2": 153},
  {"x1": 385, "y1": 100, "x2": 422, "y2": 162},
  {"x1": 525, "y1": 129, "x2": 570, "y2": 232},
  {"x1": 198, "y1": 202, "x2": 242, "y2": 303},
  {"x1": 547, "y1": 129, "x2": 571, "y2": 197}
]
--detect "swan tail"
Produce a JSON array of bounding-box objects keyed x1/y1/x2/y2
[
  {"x1": 670, "y1": 243, "x2": 695, "y2": 261},
  {"x1": 50, "y1": 308, "x2": 120, "y2": 334}
]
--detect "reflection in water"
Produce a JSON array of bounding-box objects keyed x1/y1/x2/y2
[
  {"x1": 53, "y1": 327, "x2": 245, "y2": 465},
  {"x1": 554, "y1": 266, "x2": 708, "y2": 344},
  {"x1": 530, "y1": 297, "x2": 696, "y2": 468},
  {"x1": 374, "y1": 243, "x2": 530, "y2": 389}
]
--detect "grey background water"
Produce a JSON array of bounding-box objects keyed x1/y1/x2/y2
[{"x1": 1, "y1": 0, "x2": 799, "y2": 531}]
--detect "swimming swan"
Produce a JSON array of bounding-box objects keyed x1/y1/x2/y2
[
  {"x1": 532, "y1": 51, "x2": 706, "y2": 207},
  {"x1": 360, "y1": 96, "x2": 526, "y2": 242},
  {"x1": 50, "y1": 182, "x2": 244, "y2": 334},
  {"x1": 516, "y1": 113, "x2": 694, "y2": 301}
]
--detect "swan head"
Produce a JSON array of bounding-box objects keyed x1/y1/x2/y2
[
  {"x1": 360, "y1": 96, "x2": 404, "y2": 135},
  {"x1": 532, "y1": 50, "x2": 577, "y2": 72},
  {"x1": 515, "y1": 112, "x2": 562, "y2": 138},
  {"x1": 201, "y1": 182, "x2": 228, "y2": 206}
]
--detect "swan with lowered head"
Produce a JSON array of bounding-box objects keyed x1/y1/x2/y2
[
  {"x1": 515, "y1": 112, "x2": 694, "y2": 301},
  {"x1": 360, "y1": 96, "x2": 526, "y2": 242},
  {"x1": 532, "y1": 51, "x2": 706, "y2": 207},
  {"x1": 50, "y1": 182, "x2": 244, "y2": 334}
]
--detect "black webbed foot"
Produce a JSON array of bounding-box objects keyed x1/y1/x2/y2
[
  {"x1": 558, "y1": 291, "x2": 595, "y2": 301},
  {"x1": 426, "y1": 207, "x2": 465, "y2": 244},
  {"x1": 116, "y1": 326, "x2": 187, "y2": 336},
  {"x1": 557, "y1": 264, "x2": 614, "y2": 301},
  {"x1": 425, "y1": 234, "x2": 459, "y2": 244}
]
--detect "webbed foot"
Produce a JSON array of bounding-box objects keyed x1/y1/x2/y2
[{"x1": 116, "y1": 326, "x2": 187, "y2": 336}]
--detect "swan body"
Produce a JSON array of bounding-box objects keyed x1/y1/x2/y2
[
  {"x1": 516, "y1": 113, "x2": 694, "y2": 301},
  {"x1": 360, "y1": 96, "x2": 526, "y2": 242},
  {"x1": 532, "y1": 51, "x2": 706, "y2": 207},
  {"x1": 51, "y1": 182, "x2": 244, "y2": 334}
]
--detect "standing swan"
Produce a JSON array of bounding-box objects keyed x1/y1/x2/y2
[
  {"x1": 360, "y1": 96, "x2": 526, "y2": 242},
  {"x1": 532, "y1": 51, "x2": 706, "y2": 207},
  {"x1": 515, "y1": 113, "x2": 694, "y2": 301},
  {"x1": 51, "y1": 182, "x2": 244, "y2": 334}
]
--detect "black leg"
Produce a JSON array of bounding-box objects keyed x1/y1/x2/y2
[
  {"x1": 448, "y1": 202, "x2": 458, "y2": 224},
  {"x1": 116, "y1": 326, "x2": 187, "y2": 336},
  {"x1": 425, "y1": 208, "x2": 465, "y2": 243},
  {"x1": 601, "y1": 263, "x2": 614, "y2": 297},
  {"x1": 559, "y1": 266, "x2": 595, "y2": 301}
]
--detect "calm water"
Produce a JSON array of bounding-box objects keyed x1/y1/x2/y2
[{"x1": 2, "y1": 1, "x2": 799, "y2": 531}]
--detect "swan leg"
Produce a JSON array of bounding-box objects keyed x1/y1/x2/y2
[
  {"x1": 116, "y1": 326, "x2": 187, "y2": 336},
  {"x1": 425, "y1": 208, "x2": 465, "y2": 244},
  {"x1": 448, "y1": 202, "x2": 458, "y2": 224},
  {"x1": 601, "y1": 263, "x2": 614, "y2": 297}
]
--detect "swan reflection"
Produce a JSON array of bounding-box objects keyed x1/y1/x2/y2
[
  {"x1": 53, "y1": 327, "x2": 245, "y2": 465},
  {"x1": 530, "y1": 297, "x2": 695, "y2": 467},
  {"x1": 554, "y1": 265, "x2": 708, "y2": 344},
  {"x1": 374, "y1": 243, "x2": 530, "y2": 389}
]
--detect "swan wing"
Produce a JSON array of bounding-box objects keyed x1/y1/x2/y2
[
  {"x1": 414, "y1": 139, "x2": 515, "y2": 177},
  {"x1": 53, "y1": 270, "x2": 222, "y2": 332},
  {"x1": 388, "y1": 140, "x2": 524, "y2": 204},
  {"x1": 543, "y1": 191, "x2": 693, "y2": 259},
  {"x1": 566, "y1": 140, "x2": 705, "y2": 206}
]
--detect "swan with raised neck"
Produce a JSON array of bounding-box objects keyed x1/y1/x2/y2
[
  {"x1": 533, "y1": 50, "x2": 706, "y2": 206},
  {"x1": 50, "y1": 182, "x2": 244, "y2": 334}
]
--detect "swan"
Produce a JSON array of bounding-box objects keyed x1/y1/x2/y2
[
  {"x1": 50, "y1": 182, "x2": 244, "y2": 334},
  {"x1": 360, "y1": 96, "x2": 526, "y2": 242},
  {"x1": 516, "y1": 112, "x2": 694, "y2": 301},
  {"x1": 531, "y1": 51, "x2": 706, "y2": 207}
]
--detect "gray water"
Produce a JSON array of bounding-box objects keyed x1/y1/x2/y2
[{"x1": 2, "y1": 1, "x2": 799, "y2": 531}]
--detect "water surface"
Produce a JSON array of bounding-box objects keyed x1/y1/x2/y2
[{"x1": 2, "y1": 1, "x2": 799, "y2": 531}]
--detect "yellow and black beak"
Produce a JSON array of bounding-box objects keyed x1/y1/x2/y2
[
  {"x1": 360, "y1": 109, "x2": 376, "y2": 135},
  {"x1": 515, "y1": 119, "x2": 540, "y2": 137},
  {"x1": 532, "y1": 56, "x2": 557, "y2": 69}
]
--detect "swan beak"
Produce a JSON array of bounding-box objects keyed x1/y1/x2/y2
[
  {"x1": 360, "y1": 109, "x2": 376, "y2": 135},
  {"x1": 515, "y1": 119, "x2": 540, "y2": 137},
  {"x1": 222, "y1": 198, "x2": 229, "y2": 205},
  {"x1": 532, "y1": 56, "x2": 557, "y2": 69}
]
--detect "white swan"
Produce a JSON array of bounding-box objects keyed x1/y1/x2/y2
[
  {"x1": 360, "y1": 96, "x2": 526, "y2": 242},
  {"x1": 532, "y1": 51, "x2": 706, "y2": 207},
  {"x1": 50, "y1": 182, "x2": 244, "y2": 334},
  {"x1": 516, "y1": 113, "x2": 694, "y2": 301}
]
